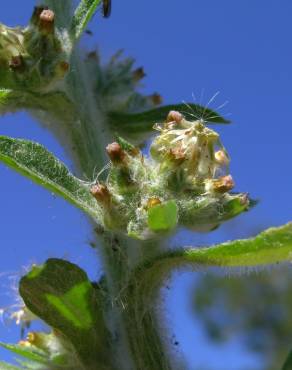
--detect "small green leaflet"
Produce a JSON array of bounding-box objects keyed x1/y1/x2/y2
[
  {"x1": 0, "y1": 343, "x2": 48, "y2": 365},
  {"x1": 71, "y1": 0, "x2": 102, "y2": 40},
  {"x1": 0, "y1": 89, "x2": 13, "y2": 104},
  {"x1": 19, "y1": 259, "x2": 110, "y2": 368},
  {"x1": 148, "y1": 200, "x2": 178, "y2": 232},
  {"x1": 0, "y1": 362, "x2": 21, "y2": 370}
]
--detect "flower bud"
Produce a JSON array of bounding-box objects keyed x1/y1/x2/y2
[
  {"x1": 106, "y1": 142, "x2": 126, "y2": 164},
  {"x1": 87, "y1": 51, "x2": 98, "y2": 60},
  {"x1": 55, "y1": 61, "x2": 70, "y2": 78},
  {"x1": 30, "y1": 6, "x2": 48, "y2": 25},
  {"x1": 26, "y1": 332, "x2": 49, "y2": 350},
  {"x1": 27, "y1": 332, "x2": 37, "y2": 344},
  {"x1": 149, "y1": 93, "x2": 162, "y2": 106},
  {"x1": 205, "y1": 175, "x2": 235, "y2": 193},
  {"x1": 239, "y1": 193, "x2": 249, "y2": 206},
  {"x1": 169, "y1": 147, "x2": 185, "y2": 162},
  {"x1": 214, "y1": 150, "x2": 229, "y2": 166},
  {"x1": 132, "y1": 67, "x2": 146, "y2": 82},
  {"x1": 166, "y1": 110, "x2": 183, "y2": 124},
  {"x1": 147, "y1": 197, "x2": 161, "y2": 209},
  {"x1": 90, "y1": 184, "x2": 111, "y2": 207},
  {"x1": 9, "y1": 55, "x2": 24, "y2": 71},
  {"x1": 39, "y1": 9, "x2": 55, "y2": 34}
]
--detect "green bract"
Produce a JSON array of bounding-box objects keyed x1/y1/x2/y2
[
  {"x1": 19, "y1": 259, "x2": 110, "y2": 369},
  {"x1": 71, "y1": 0, "x2": 102, "y2": 40}
]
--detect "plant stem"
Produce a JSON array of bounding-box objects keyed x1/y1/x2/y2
[
  {"x1": 100, "y1": 234, "x2": 171, "y2": 370},
  {"x1": 22, "y1": 2, "x2": 172, "y2": 367},
  {"x1": 29, "y1": 51, "x2": 169, "y2": 370}
]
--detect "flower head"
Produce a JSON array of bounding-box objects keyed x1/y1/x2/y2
[{"x1": 91, "y1": 112, "x2": 250, "y2": 239}]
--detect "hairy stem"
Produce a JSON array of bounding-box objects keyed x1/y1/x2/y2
[
  {"x1": 100, "y1": 234, "x2": 171, "y2": 370},
  {"x1": 32, "y1": 2, "x2": 170, "y2": 368}
]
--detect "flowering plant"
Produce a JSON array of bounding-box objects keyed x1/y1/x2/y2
[{"x1": 0, "y1": 1, "x2": 291, "y2": 369}]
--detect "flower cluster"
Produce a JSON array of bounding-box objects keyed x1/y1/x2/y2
[
  {"x1": 0, "y1": 6, "x2": 70, "y2": 93},
  {"x1": 91, "y1": 111, "x2": 250, "y2": 240}
]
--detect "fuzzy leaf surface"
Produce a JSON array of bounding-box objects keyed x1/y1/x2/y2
[
  {"x1": 0, "y1": 343, "x2": 48, "y2": 365},
  {"x1": 19, "y1": 259, "x2": 109, "y2": 368},
  {"x1": 71, "y1": 0, "x2": 102, "y2": 40},
  {"x1": 109, "y1": 103, "x2": 230, "y2": 135},
  {"x1": 0, "y1": 136, "x2": 100, "y2": 220},
  {"x1": 137, "y1": 223, "x2": 292, "y2": 289},
  {"x1": 0, "y1": 362, "x2": 21, "y2": 370},
  {"x1": 184, "y1": 222, "x2": 292, "y2": 267},
  {"x1": 124, "y1": 223, "x2": 292, "y2": 370}
]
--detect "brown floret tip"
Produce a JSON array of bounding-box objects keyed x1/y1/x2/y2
[
  {"x1": 212, "y1": 175, "x2": 235, "y2": 193},
  {"x1": 132, "y1": 67, "x2": 146, "y2": 82},
  {"x1": 9, "y1": 55, "x2": 24, "y2": 71},
  {"x1": 106, "y1": 142, "x2": 126, "y2": 164},
  {"x1": 40, "y1": 9, "x2": 55, "y2": 22},
  {"x1": 167, "y1": 110, "x2": 183, "y2": 124},
  {"x1": 39, "y1": 9, "x2": 55, "y2": 33},
  {"x1": 90, "y1": 184, "x2": 111, "y2": 206},
  {"x1": 150, "y1": 93, "x2": 163, "y2": 105}
]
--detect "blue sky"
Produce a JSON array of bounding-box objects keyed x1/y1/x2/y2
[{"x1": 0, "y1": 1, "x2": 292, "y2": 368}]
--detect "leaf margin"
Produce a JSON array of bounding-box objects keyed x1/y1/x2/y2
[
  {"x1": 71, "y1": 0, "x2": 102, "y2": 41},
  {"x1": 0, "y1": 135, "x2": 100, "y2": 221}
]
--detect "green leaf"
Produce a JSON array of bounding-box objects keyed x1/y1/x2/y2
[
  {"x1": 124, "y1": 222, "x2": 292, "y2": 368},
  {"x1": 116, "y1": 136, "x2": 138, "y2": 153},
  {"x1": 0, "y1": 343, "x2": 47, "y2": 365},
  {"x1": 127, "y1": 223, "x2": 292, "y2": 311},
  {"x1": 148, "y1": 200, "x2": 178, "y2": 232},
  {"x1": 0, "y1": 89, "x2": 16, "y2": 114},
  {"x1": 14, "y1": 361, "x2": 41, "y2": 370},
  {"x1": 71, "y1": 0, "x2": 102, "y2": 40},
  {"x1": 139, "y1": 223, "x2": 292, "y2": 279},
  {"x1": 0, "y1": 136, "x2": 100, "y2": 221},
  {"x1": 186, "y1": 222, "x2": 292, "y2": 267},
  {"x1": 0, "y1": 362, "x2": 21, "y2": 370},
  {"x1": 109, "y1": 103, "x2": 230, "y2": 135},
  {"x1": 0, "y1": 88, "x2": 12, "y2": 103},
  {"x1": 282, "y1": 351, "x2": 292, "y2": 370},
  {"x1": 19, "y1": 259, "x2": 110, "y2": 369}
]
